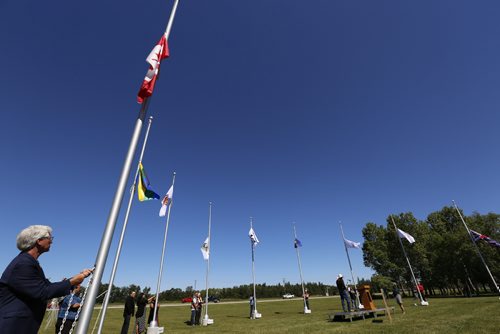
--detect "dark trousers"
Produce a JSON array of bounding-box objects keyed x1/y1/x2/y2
[
  {"x1": 305, "y1": 298, "x2": 310, "y2": 310},
  {"x1": 121, "y1": 314, "x2": 132, "y2": 334},
  {"x1": 55, "y1": 318, "x2": 75, "y2": 334},
  {"x1": 249, "y1": 304, "x2": 255, "y2": 318},
  {"x1": 195, "y1": 308, "x2": 202, "y2": 324}
]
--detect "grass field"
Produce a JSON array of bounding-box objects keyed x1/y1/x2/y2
[{"x1": 40, "y1": 296, "x2": 500, "y2": 333}]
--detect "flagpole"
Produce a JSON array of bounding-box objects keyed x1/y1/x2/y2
[
  {"x1": 452, "y1": 201, "x2": 500, "y2": 297},
  {"x1": 203, "y1": 201, "x2": 213, "y2": 325},
  {"x1": 390, "y1": 216, "x2": 424, "y2": 304},
  {"x1": 293, "y1": 223, "x2": 309, "y2": 313},
  {"x1": 150, "y1": 172, "x2": 176, "y2": 328},
  {"x1": 250, "y1": 217, "x2": 258, "y2": 319},
  {"x1": 75, "y1": 2, "x2": 180, "y2": 333},
  {"x1": 96, "y1": 116, "x2": 154, "y2": 334},
  {"x1": 339, "y1": 222, "x2": 361, "y2": 309}
]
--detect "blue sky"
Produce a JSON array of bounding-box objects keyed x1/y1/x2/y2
[{"x1": 1, "y1": 0, "x2": 500, "y2": 293}]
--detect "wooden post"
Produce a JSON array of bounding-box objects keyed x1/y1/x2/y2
[{"x1": 380, "y1": 289, "x2": 392, "y2": 323}]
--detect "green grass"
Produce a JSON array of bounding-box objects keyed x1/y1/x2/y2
[{"x1": 40, "y1": 296, "x2": 500, "y2": 333}]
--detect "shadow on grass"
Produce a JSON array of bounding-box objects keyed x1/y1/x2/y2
[{"x1": 226, "y1": 315, "x2": 250, "y2": 319}]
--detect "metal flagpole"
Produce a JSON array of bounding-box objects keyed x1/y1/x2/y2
[
  {"x1": 75, "y1": 2, "x2": 180, "y2": 333},
  {"x1": 250, "y1": 217, "x2": 259, "y2": 319},
  {"x1": 339, "y1": 222, "x2": 361, "y2": 310},
  {"x1": 96, "y1": 116, "x2": 154, "y2": 334},
  {"x1": 150, "y1": 172, "x2": 176, "y2": 330},
  {"x1": 390, "y1": 216, "x2": 424, "y2": 304},
  {"x1": 452, "y1": 201, "x2": 500, "y2": 297},
  {"x1": 203, "y1": 202, "x2": 213, "y2": 325},
  {"x1": 293, "y1": 223, "x2": 310, "y2": 313}
]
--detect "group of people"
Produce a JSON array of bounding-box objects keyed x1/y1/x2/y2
[
  {"x1": 335, "y1": 274, "x2": 359, "y2": 313},
  {"x1": 121, "y1": 291, "x2": 159, "y2": 334},
  {"x1": 190, "y1": 292, "x2": 204, "y2": 326}
]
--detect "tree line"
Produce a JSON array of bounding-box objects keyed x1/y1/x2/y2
[
  {"x1": 93, "y1": 282, "x2": 337, "y2": 304},
  {"x1": 362, "y1": 206, "x2": 499, "y2": 297}
]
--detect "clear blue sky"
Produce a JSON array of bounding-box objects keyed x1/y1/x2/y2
[{"x1": 1, "y1": 0, "x2": 500, "y2": 292}]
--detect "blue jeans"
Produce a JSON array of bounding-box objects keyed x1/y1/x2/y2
[
  {"x1": 190, "y1": 309, "x2": 196, "y2": 325},
  {"x1": 340, "y1": 290, "x2": 351, "y2": 312}
]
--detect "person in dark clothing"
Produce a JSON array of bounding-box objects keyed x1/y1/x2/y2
[
  {"x1": 336, "y1": 274, "x2": 351, "y2": 312},
  {"x1": 0, "y1": 225, "x2": 91, "y2": 334},
  {"x1": 121, "y1": 291, "x2": 136, "y2": 334},
  {"x1": 147, "y1": 297, "x2": 159, "y2": 326},
  {"x1": 135, "y1": 293, "x2": 154, "y2": 334},
  {"x1": 249, "y1": 296, "x2": 255, "y2": 319},
  {"x1": 195, "y1": 292, "x2": 203, "y2": 325}
]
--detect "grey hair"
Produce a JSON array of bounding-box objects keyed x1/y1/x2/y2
[{"x1": 16, "y1": 225, "x2": 52, "y2": 251}]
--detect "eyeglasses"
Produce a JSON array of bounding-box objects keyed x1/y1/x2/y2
[{"x1": 40, "y1": 236, "x2": 54, "y2": 241}]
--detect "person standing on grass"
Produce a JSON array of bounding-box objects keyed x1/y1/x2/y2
[
  {"x1": 147, "y1": 296, "x2": 159, "y2": 326},
  {"x1": 55, "y1": 285, "x2": 82, "y2": 334},
  {"x1": 303, "y1": 288, "x2": 310, "y2": 310},
  {"x1": 195, "y1": 292, "x2": 203, "y2": 325},
  {"x1": 392, "y1": 283, "x2": 405, "y2": 314},
  {"x1": 121, "y1": 291, "x2": 136, "y2": 334},
  {"x1": 417, "y1": 282, "x2": 426, "y2": 301},
  {"x1": 190, "y1": 293, "x2": 198, "y2": 326},
  {"x1": 336, "y1": 274, "x2": 351, "y2": 312},
  {"x1": 135, "y1": 293, "x2": 153, "y2": 334},
  {"x1": 249, "y1": 296, "x2": 255, "y2": 319}
]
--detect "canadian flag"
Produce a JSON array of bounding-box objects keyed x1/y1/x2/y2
[{"x1": 137, "y1": 35, "x2": 169, "y2": 104}]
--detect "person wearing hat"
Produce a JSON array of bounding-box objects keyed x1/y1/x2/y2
[{"x1": 336, "y1": 274, "x2": 351, "y2": 312}]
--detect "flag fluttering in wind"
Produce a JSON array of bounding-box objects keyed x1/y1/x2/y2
[
  {"x1": 137, "y1": 163, "x2": 160, "y2": 201},
  {"x1": 397, "y1": 228, "x2": 415, "y2": 244},
  {"x1": 470, "y1": 230, "x2": 500, "y2": 248},
  {"x1": 294, "y1": 238, "x2": 302, "y2": 248},
  {"x1": 201, "y1": 237, "x2": 210, "y2": 260},
  {"x1": 137, "y1": 34, "x2": 170, "y2": 104},
  {"x1": 344, "y1": 238, "x2": 361, "y2": 249},
  {"x1": 159, "y1": 185, "x2": 174, "y2": 217},
  {"x1": 249, "y1": 227, "x2": 259, "y2": 245}
]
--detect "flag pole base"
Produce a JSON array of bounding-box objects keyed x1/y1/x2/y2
[
  {"x1": 147, "y1": 326, "x2": 164, "y2": 334},
  {"x1": 202, "y1": 315, "x2": 214, "y2": 326},
  {"x1": 253, "y1": 310, "x2": 262, "y2": 319},
  {"x1": 420, "y1": 300, "x2": 429, "y2": 306},
  {"x1": 304, "y1": 307, "x2": 311, "y2": 314}
]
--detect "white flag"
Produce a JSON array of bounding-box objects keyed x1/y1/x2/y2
[
  {"x1": 397, "y1": 228, "x2": 415, "y2": 244},
  {"x1": 344, "y1": 238, "x2": 361, "y2": 249},
  {"x1": 159, "y1": 185, "x2": 174, "y2": 217},
  {"x1": 249, "y1": 227, "x2": 259, "y2": 245},
  {"x1": 200, "y1": 237, "x2": 210, "y2": 260}
]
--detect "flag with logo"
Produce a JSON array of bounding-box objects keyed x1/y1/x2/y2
[
  {"x1": 137, "y1": 163, "x2": 160, "y2": 201},
  {"x1": 344, "y1": 238, "x2": 361, "y2": 249},
  {"x1": 249, "y1": 227, "x2": 259, "y2": 245},
  {"x1": 200, "y1": 237, "x2": 210, "y2": 260},
  {"x1": 159, "y1": 185, "x2": 174, "y2": 217},
  {"x1": 137, "y1": 34, "x2": 170, "y2": 104}
]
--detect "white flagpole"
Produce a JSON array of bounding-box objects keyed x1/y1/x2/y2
[
  {"x1": 293, "y1": 223, "x2": 309, "y2": 313},
  {"x1": 150, "y1": 172, "x2": 176, "y2": 329},
  {"x1": 250, "y1": 217, "x2": 259, "y2": 319},
  {"x1": 96, "y1": 116, "x2": 154, "y2": 334},
  {"x1": 203, "y1": 202, "x2": 213, "y2": 325},
  {"x1": 452, "y1": 201, "x2": 500, "y2": 298},
  {"x1": 75, "y1": 2, "x2": 181, "y2": 333},
  {"x1": 390, "y1": 216, "x2": 424, "y2": 304},
  {"x1": 339, "y1": 222, "x2": 361, "y2": 309}
]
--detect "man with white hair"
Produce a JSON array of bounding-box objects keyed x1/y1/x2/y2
[{"x1": 0, "y1": 225, "x2": 92, "y2": 334}]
